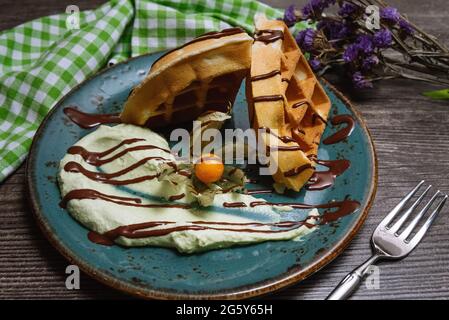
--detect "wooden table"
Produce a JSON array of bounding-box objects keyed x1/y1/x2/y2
[{"x1": 1, "y1": 0, "x2": 448, "y2": 300}]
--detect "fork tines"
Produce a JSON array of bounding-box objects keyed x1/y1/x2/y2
[{"x1": 380, "y1": 180, "x2": 447, "y2": 244}]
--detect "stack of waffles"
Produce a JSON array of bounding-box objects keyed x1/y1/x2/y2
[
  {"x1": 246, "y1": 14, "x2": 331, "y2": 191},
  {"x1": 121, "y1": 28, "x2": 253, "y2": 128}
]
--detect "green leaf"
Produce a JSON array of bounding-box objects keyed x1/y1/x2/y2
[
  {"x1": 423, "y1": 88, "x2": 449, "y2": 100},
  {"x1": 191, "y1": 166, "x2": 246, "y2": 207},
  {"x1": 156, "y1": 161, "x2": 247, "y2": 208}
]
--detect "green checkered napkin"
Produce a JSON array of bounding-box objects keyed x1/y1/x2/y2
[{"x1": 0, "y1": 0, "x2": 307, "y2": 181}]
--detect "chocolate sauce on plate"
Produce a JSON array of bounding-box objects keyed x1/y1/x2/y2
[
  {"x1": 90, "y1": 219, "x2": 314, "y2": 245},
  {"x1": 59, "y1": 189, "x2": 191, "y2": 209},
  {"x1": 169, "y1": 193, "x2": 186, "y2": 201},
  {"x1": 88, "y1": 231, "x2": 114, "y2": 246},
  {"x1": 307, "y1": 159, "x2": 351, "y2": 191},
  {"x1": 63, "y1": 106, "x2": 121, "y2": 129},
  {"x1": 64, "y1": 161, "x2": 161, "y2": 185},
  {"x1": 223, "y1": 201, "x2": 247, "y2": 208},
  {"x1": 246, "y1": 189, "x2": 273, "y2": 195},
  {"x1": 248, "y1": 199, "x2": 360, "y2": 224},
  {"x1": 323, "y1": 114, "x2": 355, "y2": 145},
  {"x1": 67, "y1": 138, "x2": 171, "y2": 166}
]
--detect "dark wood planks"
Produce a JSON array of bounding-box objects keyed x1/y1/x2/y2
[{"x1": 0, "y1": 0, "x2": 448, "y2": 300}]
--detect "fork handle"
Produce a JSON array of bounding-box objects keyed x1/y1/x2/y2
[{"x1": 326, "y1": 255, "x2": 381, "y2": 300}]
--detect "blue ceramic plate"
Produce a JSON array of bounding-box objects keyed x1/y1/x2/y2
[{"x1": 27, "y1": 52, "x2": 377, "y2": 299}]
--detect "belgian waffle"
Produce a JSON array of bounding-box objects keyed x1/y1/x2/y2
[
  {"x1": 246, "y1": 15, "x2": 331, "y2": 192},
  {"x1": 121, "y1": 28, "x2": 253, "y2": 128},
  {"x1": 287, "y1": 50, "x2": 332, "y2": 158}
]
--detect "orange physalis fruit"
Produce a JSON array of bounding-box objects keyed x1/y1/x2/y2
[{"x1": 194, "y1": 153, "x2": 224, "y2": 184}]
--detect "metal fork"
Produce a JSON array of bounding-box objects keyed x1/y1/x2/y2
[{"x1": 327, "y1": 180, "x2": 447, "y2": 300}]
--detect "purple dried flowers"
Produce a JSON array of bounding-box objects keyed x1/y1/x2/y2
[
  {"x1": 373, "y1": 29, "x2": 393, "y2": 48},
  {"x1": 296, "y1": 28, "x2": 316, "y2": 52},
  {"x1": 318, "y1": 20, "x2": 352, "y2": 40},
  {"x1": 338, "y1": 2, "x2": 358, "y2": 18},
  {"x1": 362, "y1": 55, "x2": 379, "y2": 70},
  {"x1": 380, "y1": 7, "x2": 400, "y2": 23},
  {"x1": 282, "y1": 0, "x2": 449, "y2": 90},
  {"x1": 399, "y1": 19, "x2": 414, "y2": 35},
  {"x1": 309, "y1": 58, "x2": 322, "y2": 71},
  {"x1": 343, "y1": 44, "x2": 360, "y2": 63},
  {"x1": 352, "y1": 71, "x2": 373, "y2": 89},
  {"x1": 356, "y1": 34, "x2": 374, "y2": 54},
  {"x1": 301, "y1": 0, "x2": 336, "y2": 19},
  {"x1": 380, "y1": 6, "x2": 414, "y2": 35},
  {"x1": 283, "y1": 5, "x2": 298, "y2": 27},
  {"x1": 342, "y1": 35, "x2": 374, "y2": 63}
]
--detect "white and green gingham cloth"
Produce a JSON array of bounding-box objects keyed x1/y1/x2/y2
[{"x1": 0, "y1": 0, "x2": 305, "y2": 182}]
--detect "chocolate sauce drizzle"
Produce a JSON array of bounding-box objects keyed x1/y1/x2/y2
[
  {"x1": 153, "y1": 27, "x2": 246, "y2": 66},
  {"x1": 88, "y1": 231, "x2": 115, "y2": 246},
  {"x1": 312, "y1": 112, "x2": 328, "y2": 126},
  {"x1": 81, "y1": 195, "x2": 359, "y2": 245},
  {"x1": 223, "y1": 201, "x2": 247, "y2": 208},
  {"x1": 306, "y1": 159, "x2": 350, "y2": 191},
  {"x1": 248, "y1": 199, "x2": 360, "y2": 224},
  {"x1": 64, "y1": 161, "x2": 162, "y2": 185},
  {"x1": 269, "y1": 145, "x2": 302, "y2": 152},
  {"x1": 63, "y1": 107, "x2": 121, "y2": 129},
  {"x1": 246, "y1": 189, "x2": 273, "y2": 195},
  {"x1": 259, "y1": 127, "x2": 296, "y2": 144},
  {"x1": 258, "y1": 127, "x2": 302, "y2": 152},
  {"x1": 169, "y1": 193, "x2": 186, "y2": 201},
  {"x1": 254, "y1": 29, "x2": 284, "y2": 43},
  {"x1": 292, "y1": 101, "x2": 310, "y2": 109},
  {"x1": 60, "y1": 189, "x2": 191, "y2": 210},
  {"x1": 67, "y1": 139, "x2": 171, "y2": 166},
  {"x1": 87, "y1": 219, "x2": 316, "y2": 246},
  {"x1": 284, "y1": 164, "x2": 314, "y2": 177},
  {"x1": 253, "y1": 95, "x2": 284, "y2": 103},
  {"x1": 250, "y1": 70, "x2": 281, "y2": 82},
  {"x1": 191, "y1": 27, "x2": 246, "y2": 43},
  {"x1": 323, "y1": 114, "x2": 355, "y2": 145},
  {"x1": 61, "y1": 179, "x2": 358, "y2": 246}
]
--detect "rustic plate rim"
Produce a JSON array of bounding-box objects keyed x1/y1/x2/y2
[{"x1": 26, "y1": 52, "x2": 378, "y2": 300}]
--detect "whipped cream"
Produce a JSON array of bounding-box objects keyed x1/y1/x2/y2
[{"x1": 58, "y1": 124, "x2": 317, "y2": 253}]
